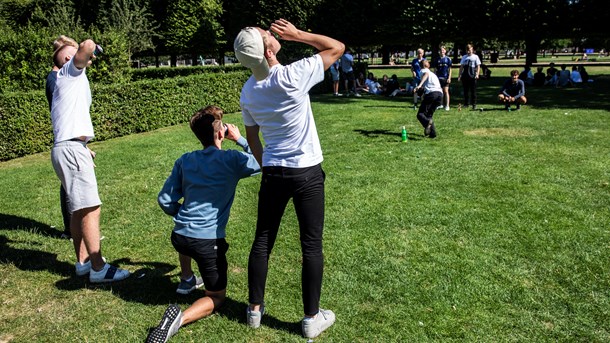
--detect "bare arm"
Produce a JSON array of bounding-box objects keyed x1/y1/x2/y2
[
  {"x1": 416, "y1": 72, "x2": 429, "y2": 90},
  {"x1": 270, "y1": 19, "x2": 344, "y2": 70},
  {"x1": 245, "y1": 125, "x2": 263, "y2": 167},
  {"x1": 448, "y1": 64, "x2": 452, "y2": 81},
  {"x1": 73, "y1": 39, "x2": 96, "y2": 70}
]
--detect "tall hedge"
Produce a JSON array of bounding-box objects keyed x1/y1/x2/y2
[
  {"x1": 0, "y1": 24, "x2": 131, "y2": 93},
  {"x1": 0, "y1": 70, "x2": 249, "y2": 161}
]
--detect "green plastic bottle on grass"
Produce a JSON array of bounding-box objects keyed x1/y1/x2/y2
[{"x1": 401, "y1": 126, "x2": 408, "y2": 142}]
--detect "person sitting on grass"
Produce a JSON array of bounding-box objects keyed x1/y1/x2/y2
[
  {"x1": 147, "y1": 105, "x2": 260, "y2": 343},
  {"x1": 570, "y1": 65, "x2": 583, "y2": 84},
  {"x1": 365, "y1": 72, "x2": 384, "y2": 95},
  {"x1": 556, "y1": 64, "x2": 572, "y2": 88},
  {"x1": 498, "y1": 70, "x2": 527, "y2": 111},
  {"x1": 533, "y1": 66, "x2": 546, "y2": 87}
]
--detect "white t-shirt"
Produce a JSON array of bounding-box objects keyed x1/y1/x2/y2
[
  {"x1": 51, "y1": 59, "x2": 94, "y2": 143},
  {"x1": 421, "y1": 69, "x2": 442, "y2": 94},
  {"x1": 460, "y1": 54, "x2": 481, "y2": 78},
  {"x1": 365, "y1": 78, "x2": 382, "y2": 94},
  {"x1": 241, "y1": 54, "x2": 324, "y2": 168}
]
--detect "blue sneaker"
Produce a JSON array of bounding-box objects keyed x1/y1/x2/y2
[{"x1": 176, "y1": 275, "x2": 203, "y2": 295}]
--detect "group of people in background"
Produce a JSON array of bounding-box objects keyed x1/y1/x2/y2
[
  {"x1": 539, "y1": 62, "x2": 589, "y2": 87},
  {"x1": 332, "y1": 43, "x2": 598, "y2": 139}
]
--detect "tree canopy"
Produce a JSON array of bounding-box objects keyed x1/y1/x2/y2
[{"x1": 0, "y1": 0, "x2": 607, "y2": 81}]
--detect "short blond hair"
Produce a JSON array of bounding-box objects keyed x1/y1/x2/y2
[{"x1": 53, "y1": 35, "x2": 78, "y2": 51}]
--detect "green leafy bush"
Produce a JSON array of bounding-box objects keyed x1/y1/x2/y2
[
  {"x1": 0, "y1": 24, "x2": 53, "y2": 93},
  {"x1": 130, "y1": 64, "x2": 246, "y2": 81},
  {"x1": 0, "y1": 70, "x2": 249, "y2": 161}
]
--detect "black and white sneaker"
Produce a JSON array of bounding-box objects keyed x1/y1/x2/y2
[{"x1": 147, "y1": 304, "x2": 183, "y2": 343}]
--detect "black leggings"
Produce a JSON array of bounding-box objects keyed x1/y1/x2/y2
[
  {"x1": 461, "y1": 76, "x2": 478, "y2": 106},
  {"x1": 248, "y1": 164, "x2": 325, "y2": 316}
]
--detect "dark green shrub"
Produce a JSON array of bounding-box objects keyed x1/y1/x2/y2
[
  {"x1": 130, "y1": 64, "x2": 246, "y2": 81},
  {"x1": 0, "y1": 70, "x2": 249, "y2": 161},
  {"x1": 0, "y1": 24, "x2": 53, "y2": 93}
]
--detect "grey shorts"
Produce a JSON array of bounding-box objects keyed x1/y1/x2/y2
[{"x1": 51, "y1": 140, "x2": 101, "y2": 213}]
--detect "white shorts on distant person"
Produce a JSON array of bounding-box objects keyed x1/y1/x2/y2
[{"x1": 51, "y1": 140, "x2": 102, "y2": 213}]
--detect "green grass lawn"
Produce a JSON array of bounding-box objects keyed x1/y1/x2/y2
[{"x1": 1, "y1": 73, "x2": 609, "y2": 342}]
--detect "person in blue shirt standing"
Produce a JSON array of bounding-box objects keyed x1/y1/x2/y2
[
  {"x1": 410, "y1": 48, "x2": 426, "y2": 108},
  {"x1": 340, "y1": 49, "x2": 361, "y2": 97},
  {"x1": 434, "y1": 46, "x2": 452, "y2": 111},
  {"x1": 147, "y1": 105, "x2": 260, "y2": 343},
  {"x1": 330, "y1": 59, "x2": 341, "y2": 96}
]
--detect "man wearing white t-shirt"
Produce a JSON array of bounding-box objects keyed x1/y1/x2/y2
[
  {"x1": 414, "y1": 60, "x2": 443, "y2": 138},
  {"x1": 234, "y1": 19, "x2": 344, "y2": 339},
  {"x1": 50, "y1": 39, "x2": 130, "y2": 283}
]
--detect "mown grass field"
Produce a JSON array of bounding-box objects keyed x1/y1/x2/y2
[{"x1": 0, "y1": 69, "x2": 608, "y2": 342}]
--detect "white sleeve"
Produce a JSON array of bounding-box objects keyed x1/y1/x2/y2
[{"x1": 288, "y1": 54, "x2": 325, "y2": 94}]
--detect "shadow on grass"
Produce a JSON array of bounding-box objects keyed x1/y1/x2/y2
[
  {"x1": 0, "y1": 213, "x2": 65, "y2": 238},
  {"x1": 311, "y1": 92, "x2": 411, "y2": 105},
  {"x1": 217, "y1": 298, "x2": 301, "y2": 335},
  {"x1": 354, "y1": 128, "x2": 425, "y2": 141},
  {"x1": 143, "y1": 297, "x2": 301, "y2": 338},
  {"x1": 312, "y1": 75, "x2": 610, "y2": 111},
  {"x1": 461, "y1": 76, "x2": 610, "y2": 111},
  {"x1": 55, "y1": 258, "x2": 182, "y2": 304},
  {"x1": 0, "y1": 234, "x2": 73, "y2": 276}
]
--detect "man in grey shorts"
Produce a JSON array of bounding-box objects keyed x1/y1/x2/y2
[{"x1": 50, "y1": 38, "x2": 130, "y2": 283}]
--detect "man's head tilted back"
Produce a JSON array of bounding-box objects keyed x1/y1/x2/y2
[{"x1": 234, "y1": 27, "x2": 269, "y2": 81}]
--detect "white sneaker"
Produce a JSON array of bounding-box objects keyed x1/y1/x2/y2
[
  {"x1": 302, "y1": 309, "x2": 336, "y2": 338},
  {"x1": 75, "y1": 257, "x2": 106, "y2": 276},
  {"x1": 89, "y1": 263, "x2": 130, "y2": 283},
  {"x1": 247, "y1": 305, "x2": 265, "y2": 329},
  {"x1": 445, "y1": 106, "x2": 450, "y2": 111}
]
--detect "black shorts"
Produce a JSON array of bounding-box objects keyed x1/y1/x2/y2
[
  {"x1": 342, "y1": 70, "x2": 355, "y2": 81},
  {"x1": 438, "y1": 78, "x2": 449, "y2": 88},
  {"x1": 171, "y1": 232, "x2": 229, "y2": 292}
]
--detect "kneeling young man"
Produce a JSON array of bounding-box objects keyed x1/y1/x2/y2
[
  {"x1": 147, "y1": 106, "x2": 260, "y2": 343},
  {"x1": 498, "y1": 70, "x2": 527, "y2": 110}
]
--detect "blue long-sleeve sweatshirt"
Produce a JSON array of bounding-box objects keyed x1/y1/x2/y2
[{"x1": 158, "y1": 137, "x2": 260, "y2": 239}]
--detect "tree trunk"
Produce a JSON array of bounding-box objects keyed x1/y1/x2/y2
[
  {"x1": 171, "y1": 55, "x2": 177, "y2": 67},
  {"x1": 525, "y1": 36, "x2": 541, "y2": 66},
  {"x1": 381, "y1": 46, "x2": 390, "y2": 65}
]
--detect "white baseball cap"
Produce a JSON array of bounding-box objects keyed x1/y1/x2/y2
[{"x1": 234, "y1": 27, "x2": 269, "y2": 81}]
